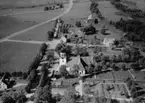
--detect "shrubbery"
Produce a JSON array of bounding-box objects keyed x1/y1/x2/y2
[
  {"x1": 112, "y1": 19, "x2": 145, "y2": 42},
  {"x1": 83, "y1": 24, "x2": 96, "y2": 35}
]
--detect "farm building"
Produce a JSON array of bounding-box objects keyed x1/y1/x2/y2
[{"x1": 103, "y1": 38, "x2": 115, "y2": 49}]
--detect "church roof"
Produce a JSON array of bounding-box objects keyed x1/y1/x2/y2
[{"x1": 67, "y1": 56, "x2": 94, "y2": 71}]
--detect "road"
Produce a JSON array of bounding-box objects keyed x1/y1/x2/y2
[{"x1": 0, "y1": 0, "x2": 73, "y2": 43}]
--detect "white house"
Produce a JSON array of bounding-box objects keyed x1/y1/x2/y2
[
  {"x1": 59, "y1": 52, "x2": 67, "y2": 66},
  {"x1": 103, "y1": 38, "x2": 115, "y2": 49}
]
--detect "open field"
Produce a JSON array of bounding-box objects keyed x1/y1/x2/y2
[
  {"x1": 11, "y1": 9, "x2": 63, "y2": 23},
  {"x1": 122, "y1": 0, "x2": 145, "y2": 11},
  {"x1": 0, "y1": 16, "x2": 35, "y2": 39},
  {"x1": 98, "y1": 1, "x2": 130, "y2": 22},
  {"x1": 11, "y1": 21, "x2": 54, "y2": 41},
  {"x1": 61, "y1": 0, "x2": 91, "y2": 24},
  {"x1": 0, "y1": 42, "x2": 40, "y2": 72},
  {"x1": 10, "y1": 1, "x2": 90, "y2": 41},
  {"x1": 0, "y1": 0, "x2": 69, "y2": 10}
]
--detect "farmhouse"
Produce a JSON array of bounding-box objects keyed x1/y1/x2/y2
[{"x1": 103, "y1": 37, "x2": 115, "y2": 49}]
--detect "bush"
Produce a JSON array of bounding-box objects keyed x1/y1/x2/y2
[
  {"x1": 47, "y1": 31, "x2": 54, "y2": 41},
  {"x1": 75, "y1": 21, "x2": 82, "y2": 27},
  {"x1": 59, "y1": 65, "x2": 68, "y2": 78},
  {"x1": 39, "y1": 43, "x2": 48, "y2": 55},
  {"x1": 83, "y1": 24, "x2": 96, "y2": 35}
]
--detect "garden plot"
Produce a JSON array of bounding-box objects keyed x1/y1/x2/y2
[{"x1": 95, "y1": 83, "x2": 133, "y2": 102}]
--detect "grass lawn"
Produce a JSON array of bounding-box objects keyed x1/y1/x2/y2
[
  {"x1": 11, "y1": 21, "x2": 54, "y2": 41},
  {"x1": 98, "y1": 1, "x2": 130, "y2": 22},
  {"x1": 0, "y1": 16, "x2": 35, "y2": 39},
  {"x1": 0, "y1": 41, "x2": 41, "y2": 72}
]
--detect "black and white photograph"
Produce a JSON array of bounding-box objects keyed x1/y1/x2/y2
[{"x1": 0, "y1": 0, "x2": 145, "y2": 102}]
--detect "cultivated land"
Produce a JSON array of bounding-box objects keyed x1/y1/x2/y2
[
  {"x1": 0, "y1": 16, "x2": 35, "y2": 39},
  {"x1": 0, "y1": 0, "x2": 69, "y2": 10},
  {"x1": 0, "y1": 0, "x2": 72, "y2": 73},
  {"x1": 0, "y1": 42, "x2": 40, "y2": 72},
  {"x1": 10, "y1": 0, "x2": 90, "y2": 41}
]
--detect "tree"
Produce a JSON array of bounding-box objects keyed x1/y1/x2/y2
[
  {"x1": 113, "y1": 40, "x2": 119, "y2": 47},
  {"x1": 27, "y1": 69, "x2": 37, "y2": 82},
  {"x1": 131, "y1": 63, "x2": 140, "y2": 71},
  {"x1": 35, "y1": 85, "x2": 52, "y2": 103},
  {"x1": 59, "y1": 65, "x2": 68, "y2": 78},
  {"x1": 38, "y1": 64, "x2": 49, "y2": 87},
  {"x1": 47, "y1": 31, "x2": 54, "y2": 41},
  {"x1": 2, "y1": 94, "x2": 15, "y2": 103},
  {"x1": 121, "y1": 63, "x2": 127, "y2": 71},
  {"x1": 59, "y1": 87, "x2": 76, "y2": 103},
  {"x1": 46, "y1": 50, "x2": 54, "y2": 62},
  {"x1": 39, "y1": 43, "x2": 48, "y2": 56},
  {"x1": 15, "y1": 91, "x2": 27, "y2": 103},
  {"x1": 75, "y1": 21, "x2": 82, "y2": 27},
  {"x1": 94, "y1": 19, "x2": 98, "y2": 24},
  {"x1": 83, "y1": 24, "x2": 96, "y2": 35},
  {"x1": 25, "y1": 81, "x2": 32, "y2": 93},
  {"x1": 71, "y1": 64, "x2": 79, "y2": 76}
]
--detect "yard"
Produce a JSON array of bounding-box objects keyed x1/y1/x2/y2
[{"x1": 0, "y1": 41, "x2": 41, "y2": 72}]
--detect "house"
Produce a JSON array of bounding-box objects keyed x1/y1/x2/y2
[
  {"x1": 67, "y1": 56, "x2": 94, "y2": 76},
  {"x1": 0, "y1": 76, "x2": 7, "y2": 90},
  {"x1": 103, "y1": 38, "x2": 115, "y2": 49},
  {"x1": 87, "y1": 14, "x2": 94, "y2": 24},
  {"x1": 59, "y1": 52, "x2": 67, "y2": 66}
]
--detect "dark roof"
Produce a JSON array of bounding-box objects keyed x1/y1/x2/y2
[{"x1": 78, "y1": 57, "x2": 88, "y2": 71}]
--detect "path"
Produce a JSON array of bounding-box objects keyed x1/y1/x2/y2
[{"x1": 0, "y1": 0, "x2": 73, "y2": 43}]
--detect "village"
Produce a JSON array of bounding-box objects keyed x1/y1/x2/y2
[{"x1": 0, "y1": 0, "x2": 145, "y2": 103}]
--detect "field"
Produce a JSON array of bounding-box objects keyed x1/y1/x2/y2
[
  {"x1": 0, "y1": 16, "x2": 35, "y2": 39},
  {"x1": 11, "y1": 1, "x2": 91, "y2": 42},
  {"x1": 98, "y1": 1, "x2": 130, "y2": 22},
  {"x1": 0, "y1": 0, "x2": 69, "y2": 10},
  {"x1": 122, "y1": 0, "x2": 145, "y2": 11},
  {"x1": 61, "y1": 0, "x2": 91, "y2": 24},
  {"x1": 0, "y1": 42, "x2": 40, "y2": 72},
  {"x1": 11, "y1": 21, "x2": 54, "y2": 41}
]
